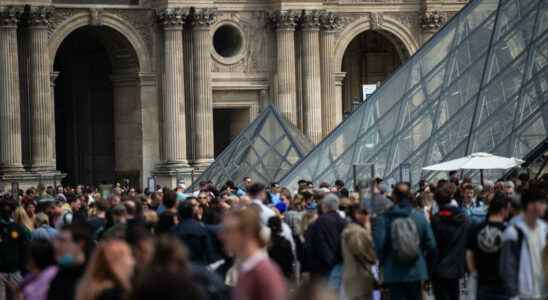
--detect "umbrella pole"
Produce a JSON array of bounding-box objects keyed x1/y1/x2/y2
[{"x1": 480, "y1": 169, "x2": 484, "y2": 186}]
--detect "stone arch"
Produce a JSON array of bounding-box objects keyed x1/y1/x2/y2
[
  {"x1": 49, "y1": 12, "x2": 152, "y2": 73},
  {"x1": 334, "y1": 15, "x2": 419, "y2": 72}
]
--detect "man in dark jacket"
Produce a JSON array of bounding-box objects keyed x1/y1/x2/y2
[
  {"x1": 0, "y1": 195, "x2": 30, "y2": 300},
  {"x1": 430, "y1": 183, "x2": 469, "y2": 300},
  {"x1": 48, "y1": 223, "x2": 92, "y2": 300},
  {"x1": 304, "y1": 193, "x2": 347, "y2": 278},
  {"x1": 373, "y1": 183, "x2": 436, "y2": 300},
  {"x1": 172, "y1": 198, "x2": 219, "y2": 265}
]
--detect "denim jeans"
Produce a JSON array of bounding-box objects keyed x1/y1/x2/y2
[{"x1": 386, "y1": 282, "x2": 422, "y2": 300}]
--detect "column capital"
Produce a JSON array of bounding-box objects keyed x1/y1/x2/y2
[
  {"x1": 190, "y1": 8, "x2": 216, "y2": 30},
  {"x1": 420, "y1": 10, "x2": 446, "y2": 32},
  {"x1": 319, "y1": 11, "x2": 342, "y2": 32},
  {"x1": 299, "y1": 10, "x2": 321, "y2": 31},
  {"x1": 0, "y1": 6, "x2": 23, "y2": 28},
  {"x1": 24, "y1": 6, "x2": 54, "y2": 28},
  {"x1": 269, "y1": 10, "x2": 298, "y2": 31},
  {"x1": 157, "y1": 7, "x2": 189, "y2": 30},
  {"x1": 335, "y1": 72, "x2": 346, "y2": 85}
]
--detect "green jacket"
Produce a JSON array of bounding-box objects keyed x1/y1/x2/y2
[{"x1": 372, "y1": 200, "x2": 436, "y2": 283}]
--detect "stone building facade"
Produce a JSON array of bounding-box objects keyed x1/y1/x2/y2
[{"x1": 0, "y1": 0, "x2": 466, "y2": 189}]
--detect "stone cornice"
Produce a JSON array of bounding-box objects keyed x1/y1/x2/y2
[
  {"x1": 299, "y1": 10, "x2": 321, "y2": 30},
  {"x1": 269, "y1": 10, "x2": 298, "y2": 31},
  {"x1": 25, "y1": 5, "x2": 54, "y2": 28},
  {"x1": 157, "y1": 7, "x2": 188, "y2": 29},
  {"x1": 319, "y1": 11, "x2": 341, "y2": 32},
  {"x1": 0, "y1": 6, "x2": 23, "y2": 27},
  {"x1": 420, "y1": 10, "x2": 445, "y2": 31},
  {"x1": 190, "y1": 7, "x2": 216, "y2": 29}
]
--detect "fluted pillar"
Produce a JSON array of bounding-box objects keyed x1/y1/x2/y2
[
  {"x1": 319, "y1": 12, "x2": 341, "y2": 137},
  {"x1": 270, "y1": 11, "x2": 298, "y2": 124},
  {"x1": 191, "y1": 9, "x2": 216, "y2": 168},
  {"x1": 157, "y1": 8, "x2": 189, "y2": 168},
  {"x1": 27, "y1": 6, "x2": 55, "y2": 171},
  {"x1": 300, "y1": 11, "x2": 322, "y2": 144},
  {"x1": 0, "y1": 6, "x2": 24, "y2": 173}
]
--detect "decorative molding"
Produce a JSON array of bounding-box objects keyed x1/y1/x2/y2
[
  {"x1": 420, "y1": 10, "x2": 446, "y2": 31},
  {"x1": 89, "y1": 7, "x2": 103, "y2": 26},
  {"x1": 110, "y1": 9, "x2": 156, "y2": 58},
  {"x1": 47, "y1": 7, "x2": 79, "y2": 36},
  {"x1": 300, "y1": 10, "x2": 321, "y2": 30},
  {"x1": 269, "y1": 10, "x2": 298, "y2": 31},
  {"x1": 25, "y1": 6, "x2": 54, "y2": 28},
  {"x1": 0, "y1": 6, "x2": 23, "y2": 27},
  {"x1": 319, "y1": 11, "x2": 342, "y2": 32},
  {"x1": 369, "y1": 12, "x2": 383, "y2": 30},
  {"x1": 156, "y1": 7, "x2": 188, "y2": 29},
  {"x1": 190, "y1": 8, "x2": 216, "y2": 29}
]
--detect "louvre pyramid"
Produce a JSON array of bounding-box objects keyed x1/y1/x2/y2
[
  {"x1": 281, "y1": 0, "x2": 548, "y2": 189},
  {"x1": 189, "y1": 105, "x2": 313, "y2": 190}
]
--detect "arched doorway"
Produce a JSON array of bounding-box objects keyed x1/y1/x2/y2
[
  {"x1": 53, "y1": 25, "x2": 140, "y2": 186},
  {"x1": 341, "y1": 30, "x2": 410, "y2": 114}
]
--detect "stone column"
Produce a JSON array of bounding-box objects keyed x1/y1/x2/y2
[
  {"x1": 27, "y1": 6, "x2": 55, "y2": 171},
  {"x1": 319, "y1": 12, "x2": 341, "y2": 137},
  {"x1": 335, "y1": 72, "x2": 346, "y2": 122},
  {"x1": 157, "y1": 8, "x2": 189, "y2": 168},
  {"x1": 270, "y1": 11, "x2": 298, "y2": 124},
  {"x1": 0, "y1": 6, "x2": 24, "y2": 173},
  {"x1": 191, "y1": 9, "x2": 216, "y2": 168},
  {"x1": 300, "y1": 11, "x2": 322, "y2": 144}
]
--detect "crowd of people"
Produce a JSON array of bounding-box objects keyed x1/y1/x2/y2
[{"x1": 0, "y1": 172, "x2": 548, "y2": 300}]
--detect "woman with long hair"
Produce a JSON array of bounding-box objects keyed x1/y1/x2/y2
[
  {"x1": 15, "y1": 206, "x2": 34, "y2": 236},
  {"x1": 76, "y1": 240, "x2": 135, "y2": 300}
]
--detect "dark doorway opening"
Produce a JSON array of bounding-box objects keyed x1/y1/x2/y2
[
  {"x1": 54, "y1": 26, "x2": 115, "y2": 186},
  {"x1": 213, "y1": 108, "x2": 250, "y2": 157}
]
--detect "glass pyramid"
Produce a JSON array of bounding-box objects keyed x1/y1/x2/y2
[
  {"x1": 281, "y1": 0, "x2": 548, "y2": 189},
  {"x1": 188, "y1": 105, "x2": 313, "y2": 190}
]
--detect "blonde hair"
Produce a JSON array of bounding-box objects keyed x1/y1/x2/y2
[
  {"x1": 76, "y1": 240, "x2": 134, "y2": 300},
  {"x1": 15, "y1": 206, "x2": 34, "y2": 231}
]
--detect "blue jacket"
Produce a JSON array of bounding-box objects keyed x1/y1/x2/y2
[
  {"x1": 372, "y1": 200, "x2": 436, "y2": 283},
  {"x1": 173, "y1": 219, "x2": 219, "y2": 265}
]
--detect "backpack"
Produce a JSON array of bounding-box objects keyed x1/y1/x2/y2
[{"x1": 390, "y1": 212, "x2": 421, "y2": 263}]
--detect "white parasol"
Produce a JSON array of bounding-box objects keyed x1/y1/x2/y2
[{"x1": 422, "y1": 152, "x2": 524, "y2": 171}]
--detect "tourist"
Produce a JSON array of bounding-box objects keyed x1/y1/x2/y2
[
  {"x1": 430, "y1": 183, "x2": 469, "y2": 300},
  {"x1": 221, "y1": 208, "x2": 287, "y2": 300},
  {"x1": 372, "y1": 183, "x2": 436, "y2": 300},
  {"x1": 460, "y1": 183, "x2": 486, "y2": 224},
  {"x1": 19, "y1": 239, "x2": 58, "y2": 300},
  {"x1": 267, "y1": 216, "x2": 294, "y2": 279},
  {"x1": 341, "y1": 205, "x2": 377, "y2": 300},
  {"x1": 76, "y1": 240, "x2": 135, "y2": 300},
  {"x1": 15, "y1": 206, "x2": 34, "y2": 238},
  {"x1": 156, "y1": 191, "x2": 179, "y2": 234},
  {"x1": 304, "y1": 193, "x2": 347, "y2": 281},
  {"x1": 86, "y1": 198, "x2": 108, "y2": 240},
  {"x1": 48, "y1": 224, "x2": 93, "y2": 300},
  {"x1": 466, "y1": 192, "x2": 511, "y2": 299},
  {"x1": 500, "y1": 187, "x2": 548, "y2": 299},
  {"x1": 0, "y1": 195, "x2": 29, "y2": 300},
  {"x1": 32, "y1": 213, "x2": 58, "y2": 241},
  {"x1": 173, "y1": 199, "x2": 218, "y2": 265}
]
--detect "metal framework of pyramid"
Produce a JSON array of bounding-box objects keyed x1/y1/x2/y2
[
  {"x1": 189, "y1": 105, "x2": 313, "y2": 190},
  {"x1": 281, "y1": 0, "x2": 548, "y2": 189}
]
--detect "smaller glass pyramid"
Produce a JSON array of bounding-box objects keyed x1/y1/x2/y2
[{"x1": 188, "y1": 105, "x2": 313, "y2": 190}]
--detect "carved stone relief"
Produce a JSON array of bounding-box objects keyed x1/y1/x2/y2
[{"x1": 211, "y1": 11, "x2": 271, "y2": 74}]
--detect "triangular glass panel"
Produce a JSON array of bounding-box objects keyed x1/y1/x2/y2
[
  {"x1": 187, "y1": 105, "x2": 313, "y2": 190},
  {"x1": 280, "y1": 0, "x2": 548, "y2": 189}
]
